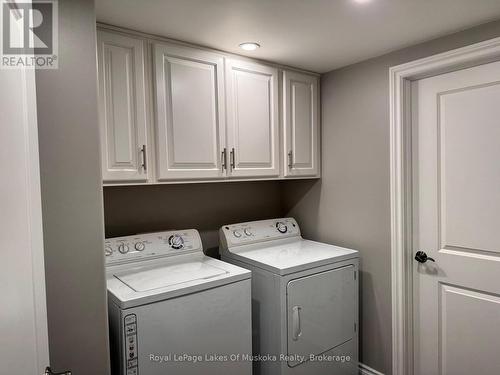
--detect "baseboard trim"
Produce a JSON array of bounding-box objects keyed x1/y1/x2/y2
[{"x1": 359, "y1": 363, "x2": 385, "y2": 375}]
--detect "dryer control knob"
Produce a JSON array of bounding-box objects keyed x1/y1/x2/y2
[
  {"x1": 169, "y1": 234, "x2": 184, "y2": 249},
  {"x1": 244, "y1": 228, "x2": 253, "y2": 236},
  {"x1": 118, "y1": 243, "x2": 129, "y2": 254},
  {"x1": 105, "y1": 246, "x2": 113, "y2": 256},
  {"x1": 233, "y1": 230, "x2": 242, "y2": 238},
  {"x1": 276, "y1": 222, "x2": 288, "y2": 234},
  {"x1": 134, "y1": 242, "x2": 145, "y2": 251}
]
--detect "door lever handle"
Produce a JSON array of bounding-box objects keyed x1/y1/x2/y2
[
  {"x1": 45, "y1": 366, "x2": 72, "y2": 375},
  {"x1": 415, "y1": 251, "x2": 435, "y2": 263}
]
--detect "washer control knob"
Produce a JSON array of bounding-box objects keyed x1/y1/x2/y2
[
  {"x1": 134, "y1": 242, "x2": 145, "y2": 251},
  {"x1": 233, "y1": 230, "x2": 242, "y2": 238},
  {"x1": 244, "y1": 228, "x2": 253, "y2": 236},
  {"x1": 118, "y1": 243, "x2": 129, "y2": 254},
  {"x1": 105, "y1": 246, "x2": 113, "y2": 256},
  {"x1": 276, "y1": 222, "x2": 288, "y2": 234},
  {"x1": 169, "y1": 234, "x2": 184, "y2": 249}
]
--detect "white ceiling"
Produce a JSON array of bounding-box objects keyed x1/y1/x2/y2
[{"x1": 95, "y1": 0, "x2": 500, "y2": 73}]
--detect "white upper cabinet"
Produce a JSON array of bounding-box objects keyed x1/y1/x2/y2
[
  {"x1": 154, "y1": 43, "x2": 226, "y2": 181},
  {"x1": 97, "y1": 27, "x2": 321, "y2": 185},
  {"x1": 97, "y1": 31, "x2": 149, "y2": 182},
  {"x1": 283, "y1": 70, "x2": 320, "y2": 177},
  {"x1": 225, "y1": 59, "x2": 280, "y2": 178}
]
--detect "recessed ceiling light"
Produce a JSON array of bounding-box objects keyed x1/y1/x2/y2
[
  {"x1": 239, "y1": 42, "x2": 260, "y2": 51},
  {"x1": 353, "y1": 0, "x2": 372, "y2": 3}
]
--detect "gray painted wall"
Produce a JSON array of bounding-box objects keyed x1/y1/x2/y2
[
  {"x1": 36, "y1": 0, "x2": 110, "y2": 373},
  {"x1": 101, "y1": 18, "x2": 500, "y2": 375},
  {"x1": 282, "y1": 20, "x2": 500, "y2": 374},
  {"x1": 104, "y1": 181, "x2": 283, "y2": 257}
]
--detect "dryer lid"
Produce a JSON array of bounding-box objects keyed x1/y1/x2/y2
[{"x1": 114, "y1": 261, "x2": 228, "y2": 292}]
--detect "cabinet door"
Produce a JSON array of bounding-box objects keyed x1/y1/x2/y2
[
  {"x1": 283, "y1": 71, "x2": 320, "y2": 177},
  {"x1": 225, "y1": 59, "x2": 279, "y2": 178},
  {"x1": 97, "y1": 31, "x2": 149, "y2": 182},
  {"x1": 154, "y1": 43, "x2": 225, "y2": 181}
]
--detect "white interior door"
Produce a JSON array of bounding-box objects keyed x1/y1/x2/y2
[
  {"x1": 0, "y1": 64, "x2": 49, "y2": 373},
  {"x1": 413, "y1": 60, "x2": 500, "y2": 375},
  {"x1": 283, "y1": 70, "x2": 319, "y2": 177},
  {"x1": 154, "y1": 43, "x2": 225, "y2": 181},
  {"x1": 97, "y1": 31, "x2": 149, "y2": 183},
  {"x1": 225, "y1": 59, "x2": 279, "y2": 178}
]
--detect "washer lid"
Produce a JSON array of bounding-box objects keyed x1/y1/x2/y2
[
  {"x1": 226, "y1": 238, "x2": 358, "y2": 275},
  {"x1": 106, "y1": 253, "x2": 251, "y2": 309},
  {"x1": 114, "y1": 261, "x2": 228, "y2": 292}
]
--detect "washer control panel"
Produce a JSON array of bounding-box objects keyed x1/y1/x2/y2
[
  {"x1": 105, "y1": 229, "x2": 202, "y2": 265},
  {"x1": 221, "y1": 218, "x2": 300, "y2": 247},
  {"x1": 123, "y1": 314, "x2": 138, "y2": 375}
]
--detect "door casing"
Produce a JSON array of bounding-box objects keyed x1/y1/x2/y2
[
  {"x1": 1, "y1": 56, "x2": 49, "y2": 372},
  {"x1": 389, "y1": 36, "x2": 500, "y2": 375}
]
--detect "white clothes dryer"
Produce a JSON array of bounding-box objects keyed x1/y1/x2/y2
[{"x1": 219, "y1": 218, "x2": 359, "y2": 375}]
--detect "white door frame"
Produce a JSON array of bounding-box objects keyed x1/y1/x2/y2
[
  {"x1": 390, "y1": 36, "x2": 500, "y2": 375},
  {"x1": 1, "y1": 66, "x2": 50, "y2": 372}
]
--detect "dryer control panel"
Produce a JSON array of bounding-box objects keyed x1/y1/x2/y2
[
  {"x1": 220, "y1": 218, "x2": 301, "y2": 248},
  {"x1": 105, "y1": 229, "x2": 202, "y2": 265}
]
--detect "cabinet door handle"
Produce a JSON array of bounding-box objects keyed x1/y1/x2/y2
[
  {"x1": 140, "y1": 145, "x2": 147, "y2": 172},
  {"x1": 288, "y1": 150, "x2": 293, "y2": 168},
  {"x1": 230, "y1": 148, "x2": 235, "y2": 169},
  {"x1": 221, "y1": 148, "x2": 227, "y2": 170},
  {"x1": 292, "y1": 305, "x2": 302, "y2": 341}
]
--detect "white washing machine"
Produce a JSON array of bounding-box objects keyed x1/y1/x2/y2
[
  {"x1": 219, "y1": 218, "x2": 359, "y2": 375},
  {"x1": 105, "y1": 229, "x2": 252, "y2": 375}
]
